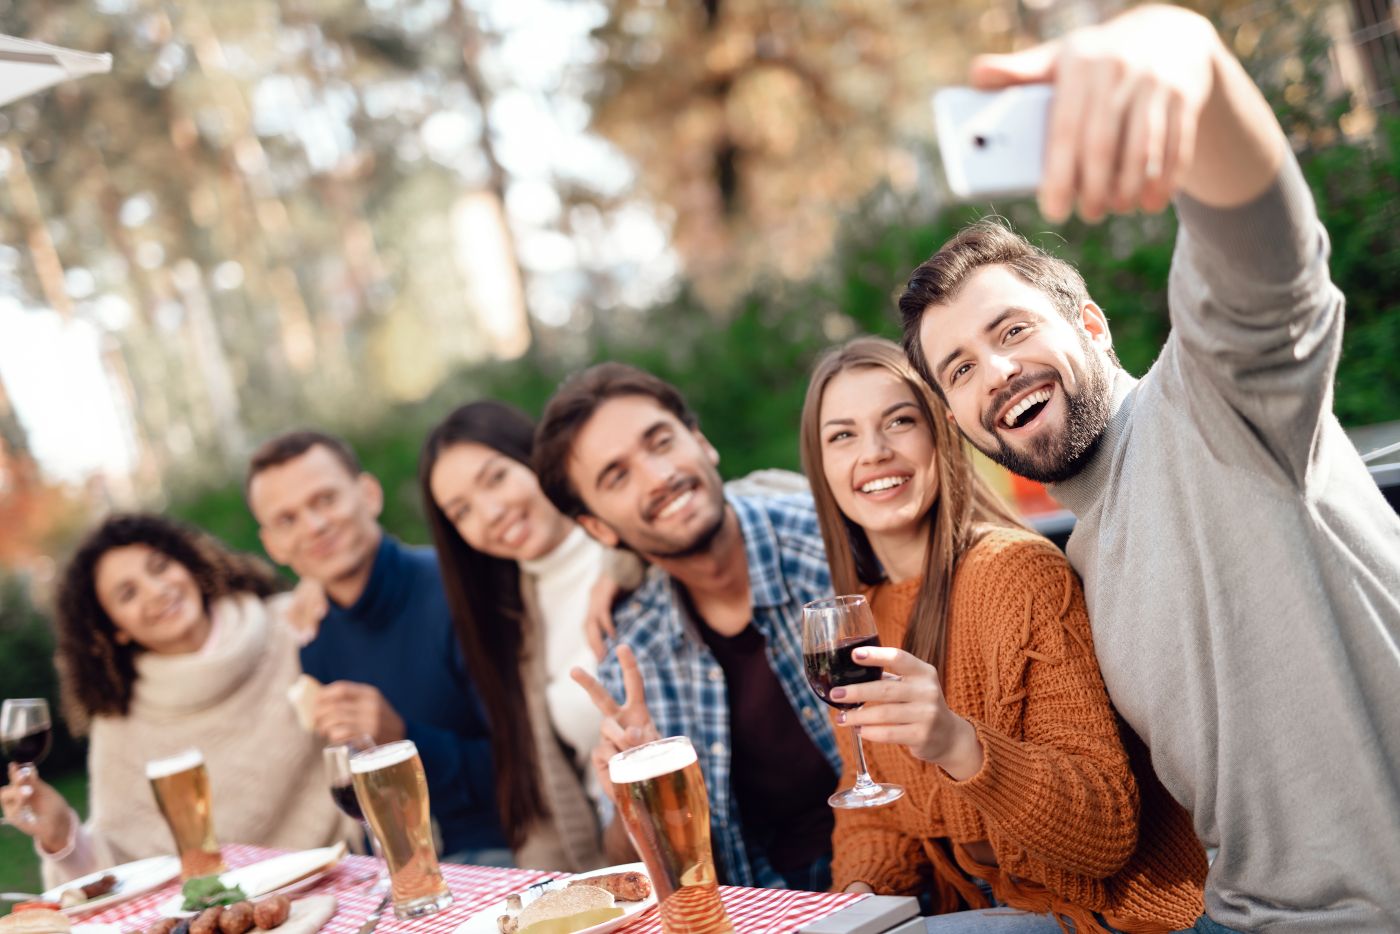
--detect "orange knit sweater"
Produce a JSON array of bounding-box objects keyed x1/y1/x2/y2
[{"x1": 830, "y1": 528, "x2": 1207, "y2": 933}]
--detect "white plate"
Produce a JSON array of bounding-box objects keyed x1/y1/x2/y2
[
  {"x1": 42, "y1": 856, "x2": 181, "y2": 917},
  {"x1": 452, "y1": 863, "x2": 656, "y2": 934},
  {"x1": 155, "y1": 843, "x2": 347, "y2": 917}
]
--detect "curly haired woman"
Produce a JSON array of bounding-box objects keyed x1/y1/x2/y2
[{"x1": 0, "y1": 514, "x2": 355, "y2": 885}]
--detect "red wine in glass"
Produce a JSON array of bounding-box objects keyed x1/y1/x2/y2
[
  {"x1": 1, "y1": 726, "x2": 52, "y2": 767},
  {"x1": 323, "y1": 737, "x2": 387, "y2": 894},
  {"x1": 330, "y1": 782, "x2": 365, "y2": 822},
  {"x1": 2, "y1": 698, "x2": 52, "y2": 825},
  {"x1": 801, "y1": 596, "x2": 904, "y2": 810},
  {"x1": 804, "y1": 634, "x2": 882, "y2": 710}
]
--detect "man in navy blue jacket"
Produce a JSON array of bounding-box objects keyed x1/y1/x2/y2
[{"x1": 245, "y1": 430, "x2": 508, "y2": 865}]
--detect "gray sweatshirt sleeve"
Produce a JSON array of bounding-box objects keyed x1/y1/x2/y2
[{"x1": 1163, "y1": 150, "x2": 1345, "y2": 489}]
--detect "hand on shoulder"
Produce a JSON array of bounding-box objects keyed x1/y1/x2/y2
[{"x1": 282, "y1": 579, "x2": 329, "y2": 644}]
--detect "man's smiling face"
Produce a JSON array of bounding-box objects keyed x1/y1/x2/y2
[
  {"x1": 565, "y1": 394, "x2": 727, "y2": 559},
  {"x1": 917, "y1": 263, "x2": 1115, "y2": 484}
]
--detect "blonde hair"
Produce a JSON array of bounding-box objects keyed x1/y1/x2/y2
[{"x1": 800, "y1": 336, "x2": 1025, "y2": 669}]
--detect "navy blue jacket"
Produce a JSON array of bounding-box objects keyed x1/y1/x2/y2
[{"x1": 299, "y1": 535, "x2": 506, "y2": 855}]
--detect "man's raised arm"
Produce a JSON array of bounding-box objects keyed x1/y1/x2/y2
[
  {"x1": 970, "y1": 4, "x2": 1284, "y2": 222},
  {"x1": 974, "y1": 5, "x2": 1340, "y2": 484}
]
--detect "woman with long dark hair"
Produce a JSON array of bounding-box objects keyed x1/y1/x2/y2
[
  {"x1": 801, "y1": 338, "x2": 1206, "y2": 932},
  {"x1": 421, "y1": 400, "x2": 639, "y2": 871},
  {"x1": 0, "y1": 514, "x2": 354, "y2": 885}
]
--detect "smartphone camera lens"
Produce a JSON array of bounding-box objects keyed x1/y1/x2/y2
[{"x1": 973, "y1": 134, "x2": 988, "y2": 149}]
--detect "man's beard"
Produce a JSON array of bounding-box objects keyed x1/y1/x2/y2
[
  {"x1": 645, "y1": 502, "x2": 727, "y2": 559},
  {"x1": 972, "y1": 353, "x2": 1113, "y2": 485},
  {"x1": 619, "y1": 474, "x2": 729, "y2": 560}
]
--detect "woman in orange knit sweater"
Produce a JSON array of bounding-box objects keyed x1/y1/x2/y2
[{"x1": 800, "y1": 337, "x2": 1206, "y2": 933}]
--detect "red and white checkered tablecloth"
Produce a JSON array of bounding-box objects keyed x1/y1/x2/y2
[
  {"x1": 77, "y1": 844, "x2": 866, "y2": 934},
  {"x1": 614, "y1": 886, "x2": 866, "y2": 934}
]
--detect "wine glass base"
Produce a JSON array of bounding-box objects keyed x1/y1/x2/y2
[{"x1": 829, "y1": 782, "x2": 904, "y2": 810}]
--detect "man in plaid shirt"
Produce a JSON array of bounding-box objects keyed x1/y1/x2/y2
[{"x1": 536, "y1": 363, "x2": 841, "y2": 890}]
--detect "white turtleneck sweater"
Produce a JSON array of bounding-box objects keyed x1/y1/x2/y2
[{"x1": 519, "y1": 526, "x2": 608, "y2": 773}]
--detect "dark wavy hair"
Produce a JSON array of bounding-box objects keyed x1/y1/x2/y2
[
  {"x1": 54, "y1": 514, "x2": 284, "y2": 734},
  {"x1": 419, "y1": 400, "x2": 547, "y2": 850}
]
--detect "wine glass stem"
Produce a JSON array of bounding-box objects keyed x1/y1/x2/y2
[
  {"x1": 849, "y1": 727, "x2": 879, "y2": 792},
  {"x1": 16, "y1": 763, "x2": 36, "y2": 822}
]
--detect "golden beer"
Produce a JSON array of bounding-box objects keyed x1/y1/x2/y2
[
  {"x1": 146, "y1": 749, "x2": 223, "y2": 879},
  {"x1": 609, "y1": 737, "x2": 733, "y2": 934},
  {"x1": 350, "y1": 741, "x2": 453, "y2": 919}
]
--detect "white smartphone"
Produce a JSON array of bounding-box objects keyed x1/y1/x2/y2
[{"x1": 933, "y1": 84, "x2": 1052, "y2": 201}]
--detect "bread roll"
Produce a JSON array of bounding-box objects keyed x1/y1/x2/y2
[
  {"x1": 517, "y1": 886, "x2": 621, "y2": 934},
  {"x1": 285, "y1": 675, "x2": 322, "y2": 731},
  {"x1": 0, "y1": 909, "x2": 71, "y2": 934}
]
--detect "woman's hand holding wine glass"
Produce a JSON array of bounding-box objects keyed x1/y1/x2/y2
[
  {"x1": 802, "y1": 595, "x2": 905, "y2": 809},
  {"x1": 0, "y1": 762, "x2": 74, "y2": 850},
  {"x1": 832, "y1": 646, "x2": 985, "y2": 781},
  {"x1": 2, "y1": 697, "x2": 58, "y2": 831}
]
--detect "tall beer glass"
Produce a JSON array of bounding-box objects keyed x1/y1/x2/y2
[
  {"x1": 350, "y1": 741, "x2": 453, "y2": 919},
  {"x1": 146, "y1": 749, "x2": 223, "y2": 879},
  {"x1": 609, "y1": 737, "x2": 733, "y2": 934}
]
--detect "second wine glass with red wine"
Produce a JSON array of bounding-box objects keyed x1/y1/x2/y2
[
  {"x1": 323, "y1": 735, "x2": 388, "y2": 893},
  {"x1": 802, "y1": 595, "x2": 904, "y2": 809},
  {"x1": 1, "y1": 698, "x2": 52, "y2": 826}
]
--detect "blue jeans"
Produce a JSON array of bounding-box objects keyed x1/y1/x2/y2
[
  {"x1": 1177, "y1": 916, "x2": 1246, "y2": 934},
  {"x1": 778, "y1": 853, "x2": 833, "y2": 893},
  {"x1": 441, "y1": 846, "x2": 514, "y2": 868},
  {"x1": 923, "y1": 909, "x2": 1075, "y2": 932}
]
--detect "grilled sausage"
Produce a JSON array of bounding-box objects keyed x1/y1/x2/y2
[
  {"x1": 190, "y1": 907, "x2": 224, "y2": 934},
  {"x1": 568, "y1": 871, "x2": 652, "y2": 902},
  {"x1": 82, "y1": 874, "x2": 119, "y2": 899},
  {"x1": 145, "y1": 918, "x2": 180, "y2": 934},
  {"x1": 253, "y1": 895, "x2": 291, "y2": 930},
  {"x1": 218, "y1": 901, "x2": 255, "y2": 934}
]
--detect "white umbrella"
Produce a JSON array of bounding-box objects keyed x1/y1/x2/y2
[{"x1": 0, "y1": 34, "x2": 111, "y2": 107}]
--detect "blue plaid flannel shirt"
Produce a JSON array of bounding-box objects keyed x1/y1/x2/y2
[{"x1": 598, "y1": 492, "x2": 839, "y2": 888}]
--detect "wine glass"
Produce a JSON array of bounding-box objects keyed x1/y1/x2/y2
[
  {"x1": 802, "y1": 596, "x2": 905, "y2": 809},
  {"x1": 323, "y1": 735, "x2": 388, "y2": 894},
  {"x1": 2, "y1": 698, "x2": 52, "y2": 826}
]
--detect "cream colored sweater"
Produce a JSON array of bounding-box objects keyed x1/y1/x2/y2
[{"x1": 41, "y1": 594, "x2": 356, "y2": 886}]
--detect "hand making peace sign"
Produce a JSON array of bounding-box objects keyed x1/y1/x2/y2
[{"x1": 571, "y1": 644, "x2": 661, "y2": 802}]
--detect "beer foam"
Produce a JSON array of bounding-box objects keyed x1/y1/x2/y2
[
  {"x1": 145, "y1": 748, "x2": 203, "y2": 779},
  {"x1": 349, "y1": 740, "x2": 418, "y2": 774},
  {"x1": 608, "y1": 736, "x2": 698, "y2": 785}
]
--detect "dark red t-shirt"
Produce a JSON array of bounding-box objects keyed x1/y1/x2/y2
[{"x1": 697, "y1": 620, "x2": 836, "y2": 874}]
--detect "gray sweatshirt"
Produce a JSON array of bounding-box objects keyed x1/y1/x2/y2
[{"x1": 1050, "y1": 152, "x2": 1400, "y2": 932}]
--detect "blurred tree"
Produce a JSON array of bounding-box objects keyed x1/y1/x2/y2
[
  {"x1": 586, "y1": 0, "x2": 1015, "y2": 307},
  {"x1": 2, "y1": 0, "x2": 1394, "y2": 565},
  {"x1": 0, "y1": 0, "x2": 583, "y2": 498}
]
